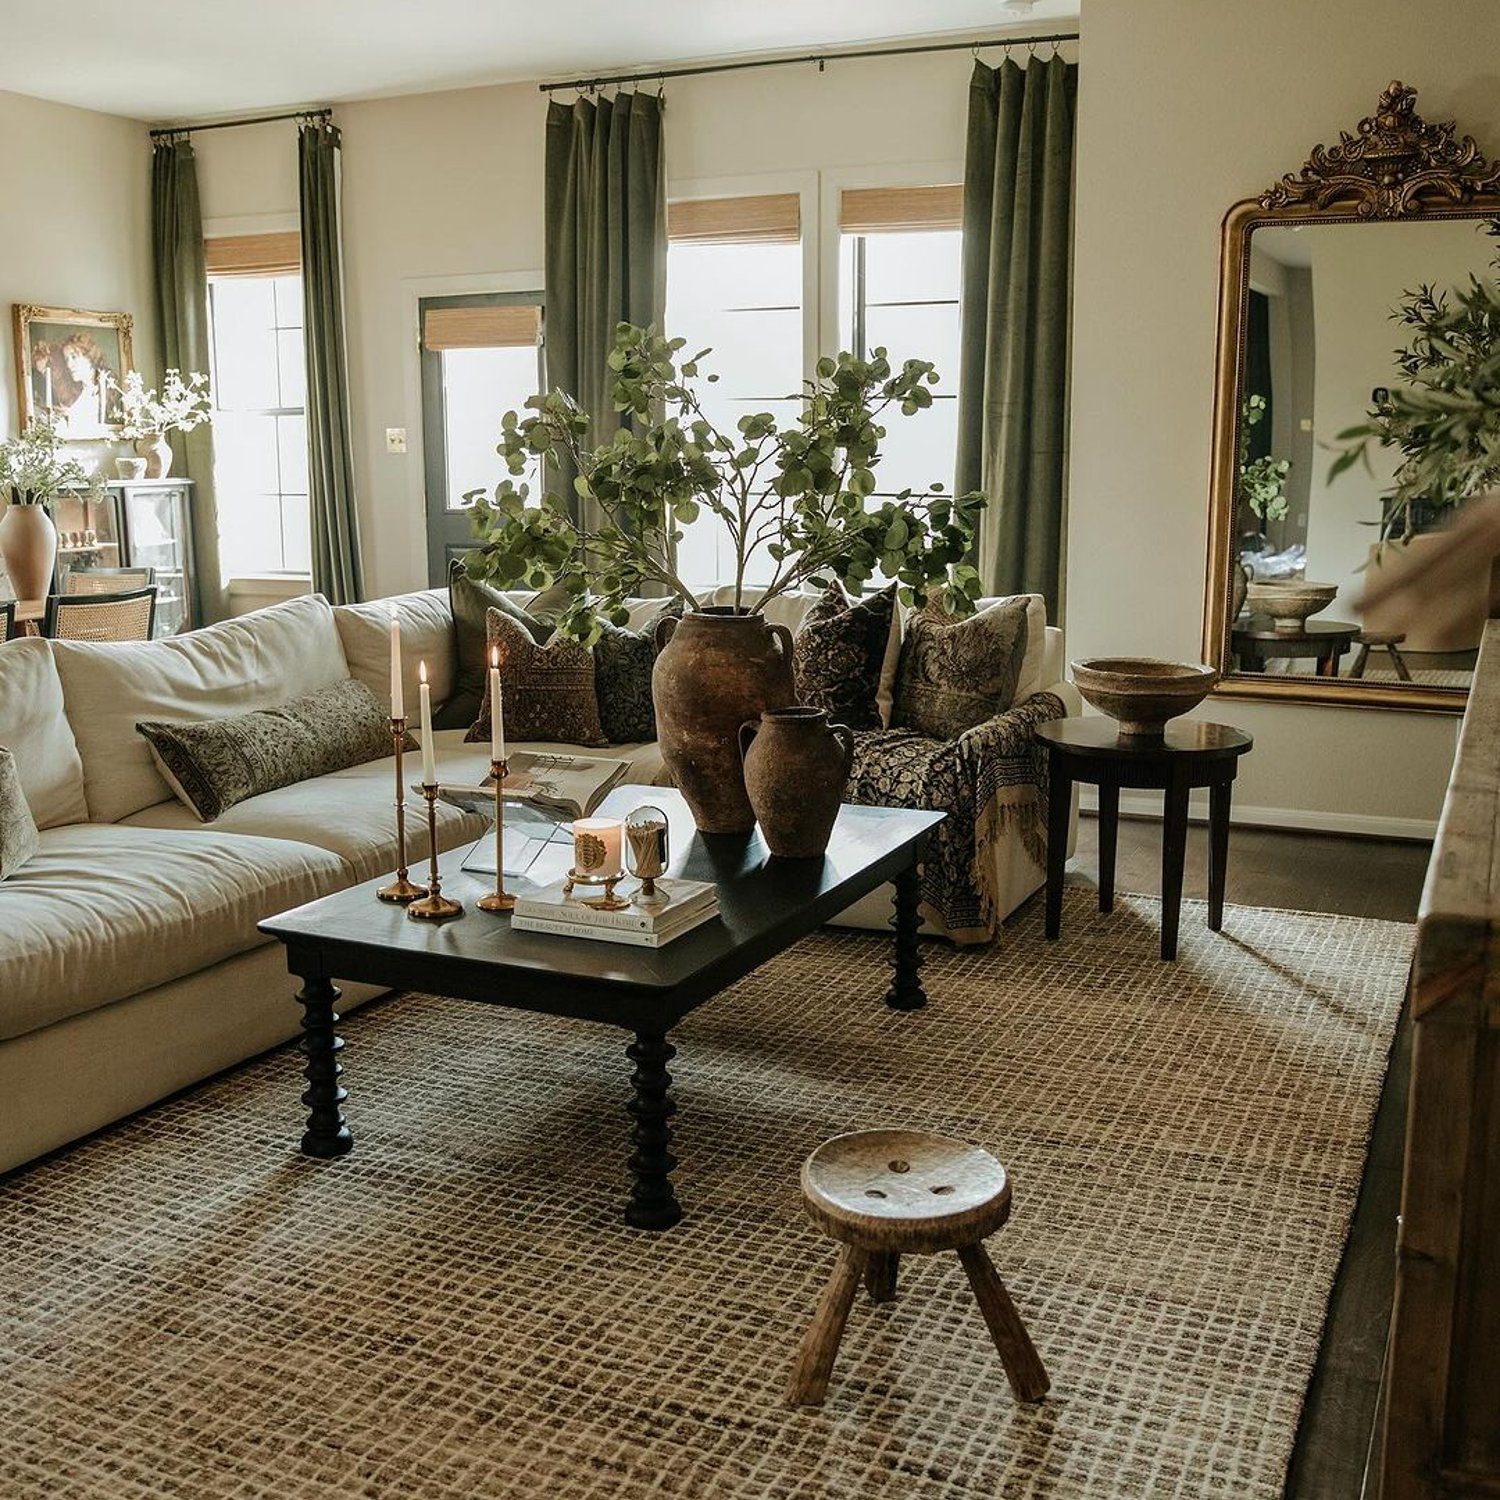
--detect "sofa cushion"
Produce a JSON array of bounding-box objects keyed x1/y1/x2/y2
[
  {"x1": 335, "y1": 588, "x2": 456, "y2": 719},
  {"x1": 793, "y1": 583, "x2": 896, "y2": 731},
  {"x1": 593, "y1": 599, "x2": 681, "y2": 744},
  {"x1": 440, "y1": 562, "x2": 553, "y2": 729},
  {"x1": 893, "y1": 594, "x2": 1046, "y2": 739},
  {"x1": 138, "y1": 678, "x2": 406, "y2": 823},
  {"x1": 0, "y1": 747, "x2": 40, "y2": 879},
  {"x1": 52, "y1": 593, "x2": 350, "y2": 825},
  {"x1": 0, "y1": 822, "x2": 347, "y2": 1041},
  {"x1": 0, "y1": 637, "x2": 89, "y2": 829},
  {"x1": 465, "y1": 607, "x2": 607, "y2": 749}
]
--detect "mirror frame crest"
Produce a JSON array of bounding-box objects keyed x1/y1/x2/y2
[{"x1": 1204, "y1": 81, "x2": 1500, "y2": 713}]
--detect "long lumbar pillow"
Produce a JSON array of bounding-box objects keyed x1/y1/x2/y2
[{"x1": 137, "y1": 678, "x2": 411, "y2": 823}]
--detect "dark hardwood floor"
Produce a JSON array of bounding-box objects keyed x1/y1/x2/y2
[{"x1": 1065, "y1": 813, "x2": 1428, "y2": 1500}]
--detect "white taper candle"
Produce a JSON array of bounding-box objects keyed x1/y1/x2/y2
[
  {"x1": 389, "y1": 608, "x2": 404, "y2": 718},
  {"x1": 418, "y1": 660, "x2": 436, "y2": 785},
  {"x1": 489, "y1": 647, "x2": 506, "y2": 763}
]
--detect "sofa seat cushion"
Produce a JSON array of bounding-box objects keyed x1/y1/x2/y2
[{"x1": 0, "y1": 822, "x2": 347, "y2": 1041}]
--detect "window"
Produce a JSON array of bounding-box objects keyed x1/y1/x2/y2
[
  {"x1": 208, "y1": 269, "x2": 309, "y2": 576},
  {"x1": 838, "y1": 185, "x2": 963, "y2": 502},
  {"x1": 419, "y1": 294, "x2": 544, "y2": 583},
  {"x1": 667, "y1": 194, "x2": 804, "y2": 589}
]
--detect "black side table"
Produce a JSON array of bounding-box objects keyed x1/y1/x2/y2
[{"x1": 1037, "y1": 718, "x2": 1254, "y2": 960}]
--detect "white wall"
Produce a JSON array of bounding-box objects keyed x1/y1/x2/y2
[
  {"x1": 1068, "y1": 0, "x2": 1498, "y2": 834},
  {"x1": 0, "y1": 90, "x2": 155, "y2": 460}
]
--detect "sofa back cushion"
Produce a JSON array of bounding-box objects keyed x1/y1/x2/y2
[
  {"x1": 0, "y1": 638, "x2": 89, "y2": 829},
  {"x1": 52, "y1": 593, "x2": 350, "y2": 824},
  {"x1": 335, "y1": 588, "x2": 455, "y2": 720}
]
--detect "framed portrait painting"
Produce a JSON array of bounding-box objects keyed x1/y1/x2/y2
[{"x1": 12, "y1": 304, "x2": 135, "y2": 440}]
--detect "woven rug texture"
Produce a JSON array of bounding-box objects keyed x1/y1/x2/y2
[{"x1": 0, "y1": 891, "x2": 1410, "y2": 1500}]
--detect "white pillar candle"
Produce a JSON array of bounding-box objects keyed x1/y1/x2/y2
[
  {"x1": 573, "y1": 817, "x2": 623, "y2": 879},
  {"x1": 418, "y1": 660, "x2": 436, "y2": 786},
  {"x1": 389, "y1": 608, "x2": 404, "y2": 719},
  {"x1": 489, "y1": 647, "x2": 506, "y2": 763}
]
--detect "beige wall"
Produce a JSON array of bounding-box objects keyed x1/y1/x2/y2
[
  {"x1": 0, "y1": 90, "x2": 155, "y2": 466},
  {"x1": 1068, "y1": 0, "x2": 1496, "y2": 833}
]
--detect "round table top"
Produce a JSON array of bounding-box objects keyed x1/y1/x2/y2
[
  {"x1": 1037, "y1": 717, "x2": 1253, "y2": 759},
  {"x1": 1232, "y1": 617, "x2": 1358, "y2": 643}
]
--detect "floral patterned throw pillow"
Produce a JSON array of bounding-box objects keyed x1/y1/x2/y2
[
  {"x1": 893, "y1": 594, "x2": 1045, "y2": 739},
  {"x1": 792, "y1": 583, "x2": 897, "y2": 731},
  {"x1": 0, "y1": 747, "x2": 40, "y2": 880},
  {"x1": 466, "y1": 608, "x2": 608, "y2": 749},
  {"x1": 592, "y1": 599, "x2": 683, "y2": 744}
]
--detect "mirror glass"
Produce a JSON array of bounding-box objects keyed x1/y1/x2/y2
[{"x1": 1226, "y1": 215, "x2": 1498, "y2": 696}]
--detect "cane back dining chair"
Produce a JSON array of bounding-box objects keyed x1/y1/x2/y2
[{"x1": 43, "y1": 586, "x2": 158, "y2": 642}]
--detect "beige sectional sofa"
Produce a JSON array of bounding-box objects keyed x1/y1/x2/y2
[{"x1": 0, "y1": 587, "x2": 1074, "y2": 1177}]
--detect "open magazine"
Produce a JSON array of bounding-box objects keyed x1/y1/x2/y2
[{"x1": 426, "y1": 751, "x2": 629, "y2": 820}]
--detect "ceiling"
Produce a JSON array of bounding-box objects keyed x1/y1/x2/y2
[{"x1": 1, "y1": 1, "x2": 1079, "y2": 124}]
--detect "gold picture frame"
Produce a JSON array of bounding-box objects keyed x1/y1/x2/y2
[
  {"x1": 1203, "y1": 82, "x2": 1500, "y2": 714},
  {"x1": 12, "y1": 303, "x2": 136, "y2": 441}
]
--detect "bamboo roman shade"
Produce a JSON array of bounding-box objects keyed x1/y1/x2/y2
[
  {"x1": 667, "y1": 193, "x2": 801, "y2": 245},
  {"x1": 421, "y1": 303, "x2": 541, "y2": 351},
  {"x1": 203, "y1": 231, "x2": 301, "y2": 277},
  {"x1": 839, "y1": 185, "x2": 963, "y2": 235}
]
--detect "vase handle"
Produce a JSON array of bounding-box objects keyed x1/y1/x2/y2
[
  {"x1": 767, "y1": 622, "x2": 795, "y2": 661},
  {"x1": 831, "y1": 722, "x2": 856, "y2": 778},
  {"x1": 738, "y1": 719, "x2": 759, "y2": 764},
  {"x1": 655, "y1": 615, "x2": 679, "y2": 654}
]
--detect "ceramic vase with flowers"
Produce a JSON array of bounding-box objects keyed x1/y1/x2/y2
[
  {"x1": 463, "y1": 323, "x2": 985, "y2": 833},
  {"x1": 0, "y1": 418, "x2": 98, "y2": 600},
  {"x1": 112, "y1": 369, "x2": 213, "y2": 479}
]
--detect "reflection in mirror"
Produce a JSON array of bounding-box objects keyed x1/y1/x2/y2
[{"x1": 1233, "y1": 218, "x2": 1497, "y2": 691}]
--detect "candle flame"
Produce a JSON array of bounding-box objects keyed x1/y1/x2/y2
[
  {"x1": 418, "y1": 660, "x2": 428, "y2": 684},
  {"x1": 490, "y1": 645, "x2": 499, "y2": 669}
]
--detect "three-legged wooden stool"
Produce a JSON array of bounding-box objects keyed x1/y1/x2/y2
[{"x1": 787, "y1": 1128, "x2": 1050, "y2": 1407}]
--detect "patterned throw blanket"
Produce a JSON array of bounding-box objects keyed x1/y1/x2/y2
[{"x1": 846, "y1": 691, "x2": 1067, "y2": 944}]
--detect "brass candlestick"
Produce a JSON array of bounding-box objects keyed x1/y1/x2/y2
[
  {"x1": 407, "y1": 783, "x2": 463, "y2": 921},
  {"x1": 377, "y1": 717, "x2": 427, "y2": 903},
  {"x1": 476, "y1": 758, "x2": 516, "y2": 913}
]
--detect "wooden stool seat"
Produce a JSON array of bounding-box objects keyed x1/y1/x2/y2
[{"x1": 788, "y1": 1129, "x2": 1049, "y2": 1408}]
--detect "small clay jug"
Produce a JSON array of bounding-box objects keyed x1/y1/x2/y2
[{"x1": 739, "y1": 707, "x2": 855, "y2": 858}]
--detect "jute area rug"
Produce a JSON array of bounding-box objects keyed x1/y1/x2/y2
[{"x1": 0, "y1": 892, "x2": 1410, "y2": 1500}]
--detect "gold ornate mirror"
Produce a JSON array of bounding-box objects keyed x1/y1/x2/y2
[{"x1": 1204, "y1": 82, "x2": 1500, "y2": 712}]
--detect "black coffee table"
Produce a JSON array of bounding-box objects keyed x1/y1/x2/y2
[
  {"x1": 259, "y1": 785, "x2": 943, "y2": 1231},
  {"x1": 1037, "y1": 718, "x2": 1253, "y2": 961}
]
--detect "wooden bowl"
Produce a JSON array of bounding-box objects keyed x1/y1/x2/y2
[
  {"x1": 1245, "y1": 580, "x2": 1338, "y2": 634},
  {"x1": 1070, "y1": 657, "x2": 1219, "y2": 740}
]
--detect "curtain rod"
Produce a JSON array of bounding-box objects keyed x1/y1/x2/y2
[
  {"x1": 149, "y1": 107, "x2": 331, "y2": 140},
  {"x1": 537, "y1": 30, "x2": 1079, "y2": 93}
]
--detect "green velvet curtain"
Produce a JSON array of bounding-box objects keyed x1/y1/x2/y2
[
  {"x1": 955, "y1": 56, "x2": 1077, "y2": 616},
  {"x1": 151, "y1": 136, "x2": 223, "y2": 623},
  {"x1": 299, "y1": 120, "x2": 364, "y2": 605},
  {"x1": 544, "y1": 91, "x2": 667, "y2": 534}
]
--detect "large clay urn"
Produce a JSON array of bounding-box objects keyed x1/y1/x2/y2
[
  {"x1": 0, "y1": 501, "x2": 58, "y2": 602},
  {"x1": 653, "y1": 609, "x2": 796, "y2": 833},
  {"x1": 739, "y1": 707, "x2": 855, "y2": 858}
]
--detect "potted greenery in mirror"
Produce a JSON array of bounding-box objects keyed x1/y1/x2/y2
[
  {"x1": 464, "y1": 323, "x2": 984, "y2": 832},
  {"x1": 1331, "y1": 233, "x2": 1500, "y2": 648},
  {"x1": 112, "y1": 369, "x2": 213, "y2": 479},
  {"x1": 0, "y1": 418, "x2": 98, "y2": 602}
]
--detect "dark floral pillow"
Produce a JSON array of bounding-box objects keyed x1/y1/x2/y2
[
  {"x1": 792, "y1": 583, "x2": 896, "y2": 731},
  {"x1": 436, "y1": 560, "x2": 552, "y2": 730},
  {"x1": 466, "y1": 608, "x2": 607, "y2": 749},
  {"x1": 593, "y1": 599, "x2": 683, "y2": 744}
]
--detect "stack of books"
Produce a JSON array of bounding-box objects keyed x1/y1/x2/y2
[{"x1": 510, "y1": 878, "x2": 719, "y2": 948}]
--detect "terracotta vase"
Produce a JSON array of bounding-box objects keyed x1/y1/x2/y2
[
  {"x1": 137, "y1": 434, "x2": 173, "y2": 480},
  {"x1": 0, "y1": 502, "x2": 58, "y2": 602},
  {"x1": 652, "y1": 609, "x2": 797, "y2": 833},
  {"x1": 739, "y1": 707, "x2": 855, "y2": 858}
]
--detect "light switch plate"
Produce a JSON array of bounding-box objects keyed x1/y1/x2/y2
[{"x1": 385, "y1": 427, "x2": 408, "y2": 454}]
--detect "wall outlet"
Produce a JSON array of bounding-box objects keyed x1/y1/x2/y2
[{"x1": 385, "y1": 427, "x2": 408, "y2": 454}]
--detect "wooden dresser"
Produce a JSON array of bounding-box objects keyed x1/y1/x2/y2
[{"x1": 1382, "y1": 621, "x2": 1500, "y2": 1498}]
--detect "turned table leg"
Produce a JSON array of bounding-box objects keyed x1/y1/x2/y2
[
  {"x1": 624, "y1": 1031, "x2": 683, "y2": 1231},
  {"x1": 297, "y1": 976, "x2": 352, "y2": 1159},
  {"x1": 883, "y1": 861, "x2": 927, "y2": 1012},
  {"x1": 787, "y1": 1244, "x2": 867, "y2": 1407}
]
